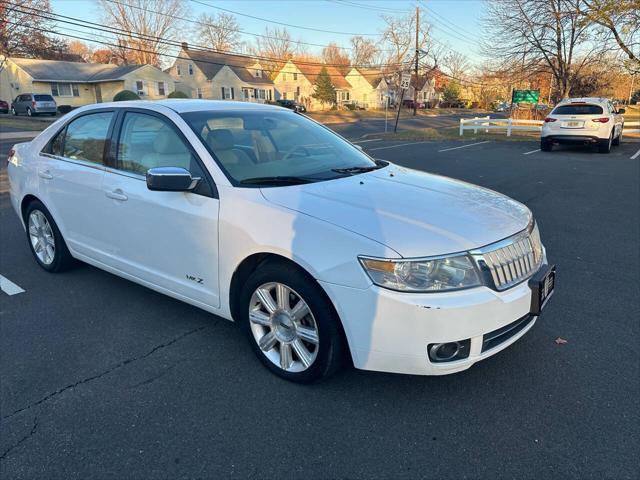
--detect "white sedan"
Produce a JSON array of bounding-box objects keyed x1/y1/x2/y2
[{"x1": 7, "y1": 100, "x2": 555, "y2": 383}]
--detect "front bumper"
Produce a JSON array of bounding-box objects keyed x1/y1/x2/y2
[{"x1": 321, "y1": 268, "x2": 546, "y2": 376}]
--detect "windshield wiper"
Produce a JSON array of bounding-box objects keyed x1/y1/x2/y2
[
  {"x1": 239, "y1": 176, "x2": 317, "y2": 185},
  {"x1": 331, "y1": 160, "x2": 388, "y2": 175}
]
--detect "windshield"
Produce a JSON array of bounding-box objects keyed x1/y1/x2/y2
[
  {"x1": 180, "y1": 109, "x2": 378, "y2": 185},
  {"x1": 552, "y1": 104, "x2": 603, "y2": 115}
]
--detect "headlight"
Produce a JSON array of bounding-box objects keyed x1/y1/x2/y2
[{"x1": 358, "y1": 255, "x2": 482, "y2": 292}]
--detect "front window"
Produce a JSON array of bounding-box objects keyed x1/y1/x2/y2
[
  {"x1": 181, "y1": 109, "x2": 381, "y2": 186},
  {"x1": 157, "y1": 81, "x2": 166, "y2": 96},
  {"x1": 50, "y1": 83, "x2": 79, "y2": 97}
]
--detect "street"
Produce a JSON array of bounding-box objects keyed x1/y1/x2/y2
[{"x1": 1, "y1": 132, "x2": 638, "y2": 479}]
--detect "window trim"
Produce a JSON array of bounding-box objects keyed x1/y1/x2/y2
[
  {"x1": 40, "y1": 108, "x2": 118, "y2": 168},
  {"x1": 108, "y1": 108, "x2": 217, "y2": 198}
]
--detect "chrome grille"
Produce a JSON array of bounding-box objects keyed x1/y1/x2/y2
[{"x1": 471, "y1": 223, "x2": 543, "y2": 291}]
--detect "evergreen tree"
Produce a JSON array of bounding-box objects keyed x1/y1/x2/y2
[{"x1": 312, "y1": 67, "x2": 337, "y2": 109}]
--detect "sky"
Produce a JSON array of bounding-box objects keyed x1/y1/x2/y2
[{"x1": 50, "y1": 0, "x2": 486, "y2": 65}]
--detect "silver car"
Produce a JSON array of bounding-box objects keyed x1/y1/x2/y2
[{"x1": 11, "y1": 93, "x2": 57, "y2": 116}]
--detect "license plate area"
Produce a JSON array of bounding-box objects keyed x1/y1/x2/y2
[
  {"x1": 528, "y1": 264, "x2": 556, "y2": 315},
  {"x1": 561, "y1": 121, "x2": 583, "y2": 128}
]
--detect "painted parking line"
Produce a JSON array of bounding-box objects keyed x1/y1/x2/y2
[
  {"x1": 631, "y1": 148, "x2": 640, "y2": 160},
  {"x1": 369, "y1": 141, "x2": 433, "y2": 151},
  {"x1": 352, "y1": 138, "x2": 382, "y2": 144},
  {"x1": 437, "y1": 141, "x2": 490, "y2": 153},
  {"x1": 523, "y1": 149, "x2": 541, "y2": 155},
  {"x1": 0, "y1": 274, "x2": 25, "y2": 296}
]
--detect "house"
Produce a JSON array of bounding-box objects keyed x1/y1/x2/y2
[
  {"x1": 0, "y1": 57, "x2": 175, "y2": 106},
  {"x1": 345, "y1": 67, "x2": 395, "y2": 109},
  {"x1": 274, "y1": 60, "x2": 351, "y2": 110},
  {"x1": 167, "y1": 43, "x2": 274, "y2": 103},
  {"x1": 409, "y1": 73, "x2": 439, "y2": 107}
]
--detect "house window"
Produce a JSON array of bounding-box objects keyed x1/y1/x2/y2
[
  {"x1": 197, "y1": 87, "x2": 203, "y2": 99},
  {"x1": 267, "y1": 89, "x2": 272, "y2": 100},
  {"x1": 177, "y1": 65, "x2": 182, "y2": 76},
  {"x1": 188, "y1": 64, "x2": 194, "y2": 75},
  {"x1": 282, "y1": 92, "x2": 287, "y2": 100},
  {"x1": 221, "y1": 87, "x2": 234, "y2": 100},
  {"x1": 340, "y1": 91, "x2": 350, "y2": 101},
  {"x1": 50, "y1": 83, "x2": 79, "y2": 97},
  {"x1": 255, "y1": 69, "x2": 262, "y2": 78},
  {"x1": 293, "y1": 73, "x2": 297, "y2": 81},
  {"x1": 258, "y1": 89, "x2": 266, "y2": 99},
  {"x1": 157, "y1": 81, "x2": 166, "y2": 96},
  {"x1": 282, "y1": 73, "x2": 287, "y2": 81},
  {"x1": 295, "y1": 86, "x2": 300, "y2": 100}
]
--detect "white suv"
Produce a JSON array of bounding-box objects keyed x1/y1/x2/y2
[{"x1": 541, "y1": 97, "x2": 625, "y2": 153}]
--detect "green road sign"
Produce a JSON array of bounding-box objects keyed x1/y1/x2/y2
[{"x1": 512, "y1": 89, "x2": 540, "y2": 103}]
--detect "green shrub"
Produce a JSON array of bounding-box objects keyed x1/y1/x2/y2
[
  {"x1": 167, "y1": 90, "x2": 189, "y2": 99},
  {"x1": 113, "y1": 90, "x2": 140, "y2": 102}
]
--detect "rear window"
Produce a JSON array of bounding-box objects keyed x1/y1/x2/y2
[
  {"x1": 34, "y1": 95, "x2": 54, "y2": 102},
  {"x1": 552, "y1": 104, "x2": 603, "y2": 115}
]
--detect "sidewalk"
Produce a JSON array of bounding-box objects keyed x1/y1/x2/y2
[{"x1": 0, "y1": 131, "x2": 40, "y2": 140}]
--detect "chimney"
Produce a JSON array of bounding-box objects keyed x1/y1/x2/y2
[{"x1": 181, "y1": 42, "x2": 188, "y2": 51}]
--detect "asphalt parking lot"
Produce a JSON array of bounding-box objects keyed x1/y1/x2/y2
[{"x1": 1, "y1": 136, "x2": 639, "y2": 479}]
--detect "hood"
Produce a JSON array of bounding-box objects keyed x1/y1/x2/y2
[{"x1": 260, "y1": 165, "x2": 532, "y2": 258}]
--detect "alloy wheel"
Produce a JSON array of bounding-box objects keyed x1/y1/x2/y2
[
  {"x1": 249, "y1": 282, "x2": 319, "y2": 372},
  {"x1": 28, "y1": 210, "x2": 55, "y2": 265}
]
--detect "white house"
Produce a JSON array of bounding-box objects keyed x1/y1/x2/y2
[{"x1": 167, "y1": 43, "x2": 274, "y2": 103}]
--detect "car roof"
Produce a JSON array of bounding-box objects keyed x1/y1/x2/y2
[
  {"x1": 557, "y1": 97, "x2": 610, "y2": 106},
  {"x1": 72, "y1": 99, "x2": 286, "y2": 114}
]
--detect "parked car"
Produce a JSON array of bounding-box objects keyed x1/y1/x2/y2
[
  {"x1": 402, "y1": 99, "x2": 425, "y2": 109},
  {"x1": 0, "y1": 99, "x2": 9, "y2": 114},
  {"x1": 276, "y1": 99, "x2": 306, "y2": 112},
  {"x1": 10, "y1": 93, "x2": 57, "y2": 116},
  {"x1": 7, "y1": 100, "x2": 555, "y2": 383},
  {"x1": 541, "y1": 97, "x2": 624, "y2": 153}
]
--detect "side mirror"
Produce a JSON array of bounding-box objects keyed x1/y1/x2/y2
[
  {"x1": 146, "y1": 167, "x2": 200, "y2": 192},
  {"x1": 617, "y1": 108, "x2": 626, "y2": 114}
]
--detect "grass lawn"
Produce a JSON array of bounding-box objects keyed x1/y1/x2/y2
[
  {"x1": 0, "y1": 116, "x2": 55, "y2": 131},
  {"x1": 368, "y1": 126, "x2": 540, "y2": 142},
  {"x1": 307, "y1": 108, "x2": 490, "y2": 124}
]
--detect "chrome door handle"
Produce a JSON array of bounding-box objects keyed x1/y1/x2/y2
[
  {"x1": 38, "y1": 170, "x2": 53, "y2": 180},
  {"x1": 106, "y1": 189, "x2": 128, "y2": 201}
]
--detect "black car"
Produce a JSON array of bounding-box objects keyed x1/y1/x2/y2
[{"x1": 276, "y1": 99, "x2": 306, "y2": 112}]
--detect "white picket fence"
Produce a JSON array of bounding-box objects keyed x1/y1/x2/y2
[{"x1": 459, "y1": 117, "x2": 640, "y2": 136}]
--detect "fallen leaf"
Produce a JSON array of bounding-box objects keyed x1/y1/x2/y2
[{"x1": 555, "y1": 337, "x2": 568, "y2": 345}]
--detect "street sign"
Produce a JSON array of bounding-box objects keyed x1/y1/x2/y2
[
  {"x1": 512, "y1": 89, "x2": 540, "y2": 103},
  {"x1": 400, "y1": 73, "x2": 411, "y2": 90}
]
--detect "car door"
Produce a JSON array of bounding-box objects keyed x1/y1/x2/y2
[
  {"x1": 38, "y1": 109, "x2": 115, "y2": 258},
  {"x1": 100, "y1": 109, "x2": 220, "y2": 308}
]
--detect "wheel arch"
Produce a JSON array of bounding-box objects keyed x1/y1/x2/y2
[
  {"x1": 228, "y1": 252, "x2": 352, "y2": 361},
  {"x1": 20, "y1": 194, "x2": 42, "y2": 222}
]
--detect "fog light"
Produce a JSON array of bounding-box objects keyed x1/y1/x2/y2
[{"x1": 428, "y1": 339, "x2": 471, "y2": 363}]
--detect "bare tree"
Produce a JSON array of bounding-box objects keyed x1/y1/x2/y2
[
  {"x1": 98, "y1": 0, "x2": 187, "y2": 66},
  {"x1": 251, "y1": 26, "x2": 301, "y2": 78},
  {"x1": 67, "y1": 40, "x2": 94, "y2": 62},
  {"x1": 578, "y1": 0, "x2": 639, "y2": 67},
  {"x1": 321, "y1": 42, "x2": 351, "y2": 72},
  {"x1": 350, "y1": 36, "x2": 379, "y2": 66},
  {"x1": 0, "y1": 0, "x2": 69, "y2": 72},
  {"x1": 381, "y1": 14, "x2": 435, "y2": 69},
  {"x1": 196, "y1": 12, "x2": 242, "y2": 53},
  {"x1": 442, "y1": 51, "x2": 471, "y2": 80},
  {"x1": 483, "y1": 0, "x2": 605, "y2": 98}
]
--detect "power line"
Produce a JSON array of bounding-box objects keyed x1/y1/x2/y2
[
  {"x1": 2, "y1": 19, "x2": 412, "y2": 79},
  {"x1": 328, "y1": 0, "x2": 411, "y2": 14},
  {"x1": 5, "y1": 2, "x2": 411, "y2": 71},
  {"x1": 189, "y1": 0, "x2": 382, "y2": 36}
]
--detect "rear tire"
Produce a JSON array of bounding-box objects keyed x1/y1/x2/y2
[
  {"x1": 239, "y1": 260, "x2": 346, "y2": 383},
  {"x1": 598, "y1": 131, "x2": 612, "y2": 154},
  {"x1": 612, "y1": 128, "x2": 621, "y2": 146},
  {"x1": 24, "y1": 200, "x2": 74, "y2": 273},
  {"x1": 540, "y1": 139, "x2": 552, "y2": 152}
]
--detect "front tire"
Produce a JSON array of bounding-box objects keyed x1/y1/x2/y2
[
  {"x1": 26, "y1": 107, "x2": 33, "y2": 117},
  {"x1": 11, "y1": 107, "x2": 17, "y2": 116},
  {"x1": 239, "y1": 260, "x2": 346, "y2": 383},
  {"x1": 24, "y1": 200, "x2": 74, "y2": 272}
]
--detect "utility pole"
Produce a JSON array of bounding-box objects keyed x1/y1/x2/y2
[{"x1": 413, "y1": 4, "x2": 420, "y2": 116}]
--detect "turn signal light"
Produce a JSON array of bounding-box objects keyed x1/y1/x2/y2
[
  {"x1": 544, "y1": 117, "x2": 557, "y2": 122},
  {"x1": 591, "y1": 117, "x2": 610, "y2": 123}
]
